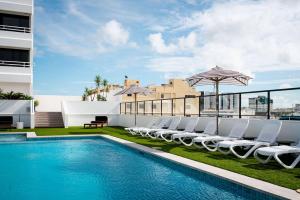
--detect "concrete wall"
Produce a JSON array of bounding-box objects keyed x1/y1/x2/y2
[
  {"x1": 62, "y1": 94, "x2": 121, "y2": 127},
  {"x1": 0, "y1": 100, "x2": 34, "y2": 128},
  {"x1": 34, "y1": 95, "x2": 81, "y2": 112}
]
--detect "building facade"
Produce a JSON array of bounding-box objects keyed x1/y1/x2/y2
[
  {"x1": 249, "y1": 96, "x2": 273, "y2": 114},
  {"x1": 0, "y1": 0, "x2": 33, "y2": 95}
]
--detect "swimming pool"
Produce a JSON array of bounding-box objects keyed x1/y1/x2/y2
[{"x1": 0, "y1": 136, "x2": 281, "y2": 200}]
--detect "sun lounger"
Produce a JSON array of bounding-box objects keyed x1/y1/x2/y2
[
  {"x1": 217, "y1": 120, "x2": 282, "y2": 159},
  {"x1": 192, "y1": 119, "x2": 249, "y2": 151},
  {"x1": 254, "y1": 141, "x2": 300, "y2": 169},
  {"x1": 156, "y1": 117, "x2": 199, "y2": 142},
  {"x1": 138, "y1": 117, "x2": 172, "y2": 137},
  {"x1": 146, "y1": 117, "x2": 182, "y2": 139},
  {"x1": 125, "y1": 118, "x2": 161, "y2": 135},
  {"x1": 171, "y1": 120, "x2": 217, "y2": 146}
]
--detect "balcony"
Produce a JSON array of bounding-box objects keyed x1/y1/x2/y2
[
  {"x1": 0, "y1": 48, "x2": 30, "y2": 67},
  {"x1": 0, "y1": 60, "x2": 30, "y2": 68},
  {"x1": 0, "y1": 24, "x2": 30, "y2": 33}
]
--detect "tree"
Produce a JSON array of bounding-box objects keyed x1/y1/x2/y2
[
  {"x1": 0, "y1": 90, "x2": 32, "y2": 100},
  {"x1": 102, "y1": 79, "x2": 108, "y2": 98},
  {"x1": 34, "y1": 100, "x2": 39, "y2": 111},
  {"x1": 94, "y1": 75, "x2": 102, "y2": 100}
]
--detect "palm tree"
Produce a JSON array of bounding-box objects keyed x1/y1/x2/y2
[
  {"x1": 102, "y1": 79, "x2": 108, "y2": 98},
  {"x1": 83, "y1": 87, "x2": 90, "y2": 101},
  {"x1": 94, "y1": 75, "x2": 102, "y2": 101}
]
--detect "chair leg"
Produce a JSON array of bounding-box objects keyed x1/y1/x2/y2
[
  {"x1": 253, "y1": 150, "x2": 273, "y2": 164},
  {"x1": 179, "y1": 137, "x2": 194, "y2": 146},
  {"x1": 201, "y1": 140, "x2": 218, "y2": 152},
  {"x1": 161, "y1": 133, "x2": 173, "y2": 142},
  {"x1": 274, "y1": 153, "x2": 300, "y2": 169}
]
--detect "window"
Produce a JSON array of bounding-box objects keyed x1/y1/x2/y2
[
  {"x1": 0, "y1": 13, "x2": 30, "y2": 32},
  {"x1": 127, "y1": 94, "x2": 132, "y2": 97},
  {"x1": 161, "y1": 94, "x2": 164, "y2": 99},
  {"x1": 0, "y1": 48, "x2": 30, "y2": 62}
]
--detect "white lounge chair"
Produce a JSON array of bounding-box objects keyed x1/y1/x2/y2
[
  {"x1": 254, "y1": 141, "x2": 300, "y2": 169},
  {"x1": 146, "y1": 117, "x2": 182, "y2": 139},
  {"x1": 138, "y1": 118, "x2": 171, "y2": 137},
  {"x1": 156, "y1": 117, "x2": 199, "y2": 142},
  {"x1": 193, "y1": 119, "x2": 249, "y2": 151},
  {"x1": 125, "y1": 118, "x2": 161, "y2": 135},
  {"x1": 171, "y1": 120, "x2": 217, "y2": 146},
  {"x1": 218, "y1": 120, "x2": 282, "y2": 159}
]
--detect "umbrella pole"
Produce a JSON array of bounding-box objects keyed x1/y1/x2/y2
[
  {"x1": 216, "y1": 81, "x2": 219, "y2": 135},
  {"x1": 134, "y1": 93, "x2": 137, "y2": 126}
]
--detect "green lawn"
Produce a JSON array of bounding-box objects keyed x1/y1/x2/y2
[{"x1": 2, "y1": 126, "x2": 300, "y2": 190}]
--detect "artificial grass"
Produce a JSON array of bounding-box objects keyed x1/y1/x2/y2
[{"x1": 1, "y1": 126, "x2": 300, "y2": 190}]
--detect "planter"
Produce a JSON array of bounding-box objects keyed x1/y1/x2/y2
[{"x1": 16, "y1": 122, "x2": 24, "y2": 129}]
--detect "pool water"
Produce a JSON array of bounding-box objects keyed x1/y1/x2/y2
[
  {"x1": 0, "y1": 133, "x2": 26, "y2": 142},
  {"x1": 0, "y1": 137, "x2": 280, "y2": 200}
]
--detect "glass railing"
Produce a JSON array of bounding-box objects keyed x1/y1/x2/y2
[{"x1": 120, "y1": 87, "x2": 300, "y2": 120}]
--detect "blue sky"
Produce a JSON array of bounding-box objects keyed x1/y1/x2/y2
[{"x1": 34, "y1": 0, "x2": 300, "y2": 96}]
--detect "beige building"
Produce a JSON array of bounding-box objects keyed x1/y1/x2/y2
[{"x1": 121, "y1": 79, "x2": 201, "y2": 115}]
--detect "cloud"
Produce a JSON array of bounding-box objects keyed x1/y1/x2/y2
[
  {"x1": 147, "y1": 0, "x2": 300, "y2": 76},
  {"x1": 148, "y1": 33, "x2": 177, "y2": 54},
  {"x1": 148, "y1": 31, "x2": 198, "y2": 54},
  {"x1": 279, "y1": 83, "x2": 292, "y2": 89},
  {"x1": 35, "y1": 4, "x2": 133, "y2": 58},
  {"x1": 100, "y1": 20, "x2": 129, "y2": 46}
]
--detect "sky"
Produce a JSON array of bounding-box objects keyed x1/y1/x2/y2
[{"x1": 34, "y1": 0, "x2": 300, "y2": 96}]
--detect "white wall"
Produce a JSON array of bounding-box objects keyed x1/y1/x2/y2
[
  {"x1": 34, "y1": 95, "x2": 81, "y2": 112},
  {"x1": 0, "y1": 0, "x2": 33, "y2": 14},
  {"x1": 0, "y1": 100, "x2": 34, "y2": 128},
  {"x1": 62, "y1": 94, "x2": 121, "y2": 127}
]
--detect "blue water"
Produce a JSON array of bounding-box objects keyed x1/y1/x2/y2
[
  {"x1": 0, "y1": 138, "x2": 280, "y2": 200},
  {"x1": 0, "y1": 133, "x2": 26, "y2": 142}
]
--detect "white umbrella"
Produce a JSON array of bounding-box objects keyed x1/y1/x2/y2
[
  {"x1": 115, "y1": 85, "x2": 152, "y2": 125},
  {"x1": 186, "y1": 66, "x2": 252, "y2": 134}
]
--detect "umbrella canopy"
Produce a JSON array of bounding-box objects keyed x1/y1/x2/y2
[
  {"x1": 115, "y1": 84, "x2": 152, "y2": 126},
  {"x1": 186, "y1": 66, "x2": 252, "y2": 134},
  {"x1": 114, "y1": 84, "x2": 152, "y2": 96},
  {"x1": 186, "y1": 66, "x2": 251, "y2": 86}
]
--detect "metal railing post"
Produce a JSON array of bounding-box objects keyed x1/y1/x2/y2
[
  {"x1": 267, "y1": 91, "x2": 271, "y2": 119},
  {"x1": 151, "y1": 100, "x2": 154, "y2": 116},
  {"x1": 171, "y1": 99, "x2": 174, "y2": 116},
  {"x1": 160, "y1": 99, "x2": 163, "y2": 116},
  {"x1": 239, "y1": 93, "x2": 242, "y2": 118},
  {"x1": 183, "y1": 98, "x2": 186, "y2": 116},
  {"x1": 136, "y1": 102, "x2": 139, "y2": 115},
  {"x1": 198, "y1": 96, "x2": 201, "y2": 117},
  {"x1": 144, "y1": 101, "x2": 146, "y2": 115}
]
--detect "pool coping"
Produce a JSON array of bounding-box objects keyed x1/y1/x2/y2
[{"x1": 4, "y1": 132, "x2": 300, "y2": 200}]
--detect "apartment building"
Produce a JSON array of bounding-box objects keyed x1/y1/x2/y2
[
  {"x1": 121, "y1": 79, "x2": 201, "y2": 115},
  {"x1": 0, "y1": 0, "x2": 33, "y2": 95}
]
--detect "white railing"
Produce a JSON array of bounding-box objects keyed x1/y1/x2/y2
[
  {"x1": 0, "y1": 60, "x2": 30, "y2": 67},
  {"x1": 0, "y1": 24, "x2": 31, "y2": 33}
]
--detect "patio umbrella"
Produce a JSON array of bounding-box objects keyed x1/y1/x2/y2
[
  {"x1": 115, "y1": 85, "x2": 152, "y2": 126},
  {"x1": 186, "y1": 66, "x2": 252, "y2": 134}
]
